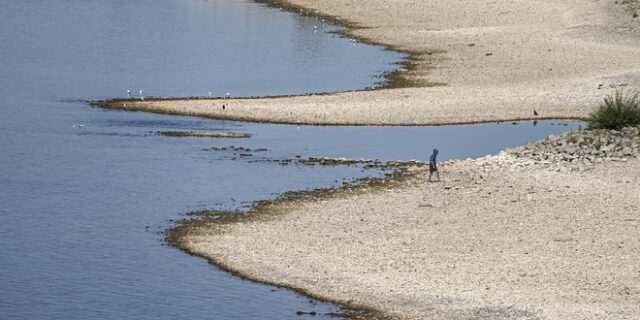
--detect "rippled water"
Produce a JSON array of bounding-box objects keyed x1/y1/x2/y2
[{"x1": 0, "y1": 0, "x2": 581, "y2": 319}]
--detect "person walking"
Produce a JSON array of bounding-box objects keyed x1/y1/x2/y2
[{"x1": 428, "y1": 148, "x2": 440, "y2": 182}]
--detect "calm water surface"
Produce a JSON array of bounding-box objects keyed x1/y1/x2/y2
[{"x1": 0, "y1": 0, "x2": 580, "y2": 319}]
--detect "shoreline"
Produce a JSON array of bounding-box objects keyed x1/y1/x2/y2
[
  {"x1": 96, "y1": 98, "x2": 586, "y2": 126},
  {"x1": 167, "y1": 170, "x2": 416, "y2": 320},
  {"x1": 149, "y1": 0, "x2": 640, "y2": 318},
  {"x1": 95, "y1": 0, "x2": 640, "y2": 126},
  {"x1": 151, "y1": 1, "x2": 640, "y2": 317},
  {"x1": 171, "y1": 128, "x2": 640, "y2": 319}
]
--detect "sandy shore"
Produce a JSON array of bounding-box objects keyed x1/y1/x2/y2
[
  {"x1": 175, "y1": 151, "x2": 640, "y2": 319},
  {"x1": 100, "y1": 0, "x2": 640, "y2": 125},
  {"x1": 140, "y1": 1, "x2": 640, "y2": 318},
  {"x1": 146, "y1": 1, "x2": 640, "y2": 318}
]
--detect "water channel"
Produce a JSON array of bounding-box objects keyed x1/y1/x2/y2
[{"x1": 0, "y1": 0, "x2": 580, "y2": 319}]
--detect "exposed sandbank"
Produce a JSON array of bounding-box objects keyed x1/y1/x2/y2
[
  {"x1": 173, "y1": 143, "x2": 640, "y2": 319},
  {"x1": 99, "y1": 0, "x2": 640, "y2": 125},
  {"x1": 150, "y1": 1, "x2": 640, "y2": 318}
]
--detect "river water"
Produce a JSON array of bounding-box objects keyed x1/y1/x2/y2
[{"x1": 0, "y1": 0, "x2": 579, "y2": 319}]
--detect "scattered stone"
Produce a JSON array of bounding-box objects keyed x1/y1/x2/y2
[
  {"x1": 270, "y1": 156, "x2": 426, "y2": 170},
  {"x1": 506, "y1": 126, "x2": 640, "y2": 171},
  {"x1": 295, "y1": 310, "x2": 317, "y2": 316}
]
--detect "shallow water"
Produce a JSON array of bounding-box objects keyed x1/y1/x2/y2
[
  {"x1": 0, "y1": 0, "x2": 581, "y2": 319},
  {"x1": 0, "y1": 0, "x2": 402, "y2": 99}
]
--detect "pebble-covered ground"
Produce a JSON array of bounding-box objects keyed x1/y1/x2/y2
[{"x1": 510, "y1": 126, "x2": 640, "y2": 162}]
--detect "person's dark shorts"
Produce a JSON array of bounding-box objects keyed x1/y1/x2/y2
[{"x1": 429, "y1": 163, "x2": 437, "y2": 173}]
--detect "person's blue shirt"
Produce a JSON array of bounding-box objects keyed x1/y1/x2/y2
[{"x1": 429, "y1": 153, "x2": 437, "y2": 165}]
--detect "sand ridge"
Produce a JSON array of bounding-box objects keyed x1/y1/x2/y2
[{"x1": 101, "y1": 0, "x2": 640, "y2": 125}]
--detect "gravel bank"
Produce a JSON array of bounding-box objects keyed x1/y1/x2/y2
[
  {"x1": 506, "y1": 125, "x2": 640, "y2": 171},
  {"x1": 175, "y1": 129, "x2": 640, "y2": 320}
]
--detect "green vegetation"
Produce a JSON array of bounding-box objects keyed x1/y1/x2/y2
[
  {"x1": 592, "y1": 132, "x2": 603, "y2": 150},
  {"x1": 616, "y1": 0, "x2": 639, "y2": 18},
  {"x1": 588, "y1": 90, "x2": 640, "y2": 130}
]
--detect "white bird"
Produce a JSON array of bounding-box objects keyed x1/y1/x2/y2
[
  {"x1": 226, "y1": 92, "x2": 230, "y2": 98},
  {"x1": 72, "y1": 124, "x2": 85, "y2": 128},
  {"x1": 139, "y1": 89, "x2": 144, "y2": 100},
  {"x1": 127, "y1": 89, "x2": 131, "y2": 98},
  {"x1": 208, "y1": 91, "x2": 212, "y2": 97}
]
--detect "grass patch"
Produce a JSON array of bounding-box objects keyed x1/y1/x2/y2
[
  {"x1": 588, "y1": 90, "x2": 640, "y2": 130},
  {"x1": 616, "y1": 0, "x2": 640, "y2": 18}
]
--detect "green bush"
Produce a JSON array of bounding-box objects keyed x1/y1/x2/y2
[
  {"x1": 617, "y1": 0, "x2": 640, "y2": 18},
  {"x1": 588, "y1": 90, "x2": 640, "y2": 130}
]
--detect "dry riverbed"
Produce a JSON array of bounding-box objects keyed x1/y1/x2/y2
[{"x1": 172, "y1": 128, "x2": 640, "y2": 320}]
